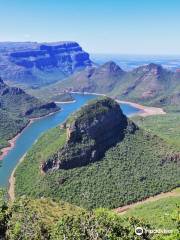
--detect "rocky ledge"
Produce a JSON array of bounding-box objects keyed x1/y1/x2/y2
[{"x1": 42, "y1": 97, "x2": 137, "y2": 171}]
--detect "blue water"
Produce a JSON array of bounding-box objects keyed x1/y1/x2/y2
[{"x1": 0, "y1": 94, "x2": 140, "y2": 187}]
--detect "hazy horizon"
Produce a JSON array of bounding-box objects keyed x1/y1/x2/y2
[{"x1": 1, "y1": 0, "x2": 180, "y2": 55}]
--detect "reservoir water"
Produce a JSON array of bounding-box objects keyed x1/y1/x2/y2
[{"x1": 0, "y1": 94, "x2": 140, "y2": 187}]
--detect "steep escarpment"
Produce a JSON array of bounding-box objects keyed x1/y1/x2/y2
[
  {"x1": 10, "y1": 42, "x2": 91, "y2": 72},
  {"x1": 0, "y1": 41, "x2": 92, "y2": 86},
  {"x1": 42, "y1": 98, "x2": 137, "y2": 171}
]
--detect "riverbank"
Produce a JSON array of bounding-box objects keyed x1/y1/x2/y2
[
  {"x1": 55, "y1": 100, "x2": 76, "y2": 104},
  {"x1": 8, "y1": 154, "x2": 26, "y2": 201},
  {"x1": 116, "y1": 100, "x2": 166, "y2": 117},
  {"x1": 0, "y1": 110, "x2": 61, "y2": 161},
  {"x1": 70, "y1": 91, "x2": 166, "y2": 117},
  {"x1": 0, "y1": 122, "x2": 30, "y2": 161}
]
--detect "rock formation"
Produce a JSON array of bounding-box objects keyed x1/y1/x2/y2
[{"x1": 42, "y1": 97, "x2": 137, "y2": 171}]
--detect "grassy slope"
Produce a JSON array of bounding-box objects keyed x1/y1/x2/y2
[
  {"x1": 15, "y1": 126, "x2": 180, "y2": 210},
  {"x1": 124, "y1": 188, "x2": 180, "y2": 229},
  {"x1": 124, "y1": 114, "x2": 180, "y2": 230},
  {"x1": 131, "y1": 113, "x2": 180, "y2": 149},
  {"x1": 15, "y1": 127, "x2": 66, "y2": 196}
]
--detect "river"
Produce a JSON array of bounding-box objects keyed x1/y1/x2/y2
[{"x1": 0, "y1": 94, "x2": 140, "y2": 187}]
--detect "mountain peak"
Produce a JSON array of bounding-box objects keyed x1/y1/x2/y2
[
  {"x1": 42, "y1": 97, "x2": 137, "y2": 171},
  {"x1": 133, "y1": 63, "x2": 164, "y2": 76},
  {"x1": 100, "y1": 61, "x2": 124, "y2": 74}
]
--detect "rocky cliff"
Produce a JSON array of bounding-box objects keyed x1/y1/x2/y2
[
  {"x1": 0, "y1": 41, "x2": 92, "y2": 86},
  {"x1": 42, "y1": 97, "x2": 137, "y2": 171}
]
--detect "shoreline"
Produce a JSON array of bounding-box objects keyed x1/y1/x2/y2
[
  {"x1": 70, "y1": 91, "x2": 166, "y2": 117},
  {"x1": 0, "y1": 122, "x2": 31, "y2": 161},
  {"x1": 0, "y1": 110, "x2": 60, "y2": 161},
  {"x1": 116, "y1": 100, "x2": 166, "y2": 117},
  {"x1": 55, "y1": 99, "x2": 76, "y2": 104},
  {"x1": 8, "y1": 154, "x2": 26, "y2": 201}
]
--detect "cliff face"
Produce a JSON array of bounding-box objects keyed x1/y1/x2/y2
[
  {"x1": 10, "y1": 42, "x2": 91, "y2": 72},
  {"x1": 42, "y1": 97, "x2": 137, "y2": 171},
  {"x1": 0, "y1": 42, "x2": 92, "y2": 86}
]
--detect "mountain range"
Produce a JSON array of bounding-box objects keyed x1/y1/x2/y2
[
  {"x1": 1, "y1": 42, "x2": 179, "y2": 111},
  {"x1": 51, "y1": 61, "x2": 180, "y2": 109}
]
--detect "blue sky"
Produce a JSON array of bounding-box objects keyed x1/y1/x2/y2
[{"x1": 0, "y1": 0, "x2": 180, "y2": 54}]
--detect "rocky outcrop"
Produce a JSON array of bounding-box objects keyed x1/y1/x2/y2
[{"x1": 42, "y1": 97, "x2": 137, "y2": 171}]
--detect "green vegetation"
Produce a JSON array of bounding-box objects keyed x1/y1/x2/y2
[
  {"x1": 0, "y1": 191, "x2": 179, "y2": 239},
  {"x1": 0, "y1": 109, "x2": 28, "y2": 151},
  {"x1": 15, "y1": 126, "x2": 180, "y2": 209},
  {"x1": 51, "y1": 209, "x2": 152, "y2": 240},
  {"x1": 0, "y1": 78, "x2": 59, "y2": 158},
  {"x1": 125, "y1": 189, "x2": 180, "y2": 229},
  {"x1": 132, "y1": 113, "x2": 180, "y2": 149},
  {"x1": 66, "y1": 96, "x2": 119, "y2": 124},
  {"x1": 15, "y1": 127, "x2": 66, "y2": 196},
  {"x1": 12, "y1": 98, "x2": 180, "y2": 239}
]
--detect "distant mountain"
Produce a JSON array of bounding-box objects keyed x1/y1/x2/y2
[
  {"x1": 58, "y1": 61, "x2": 125, "y2": 93},
  {"x1": 0, "y1": 41, "x2": 92, "y2": 86},
  {"x1": 15, "y1": 97, "x2": 180, "y2": 209},
  {"x1": 0, "y1": 77, "x2": 59, "y2": 155},
  {"x1": 54, "y1": 62, "x2": 180, "y2": 109},
  {"x1": 0, "y1": 77, "x2": 59, "y2": 118}
]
